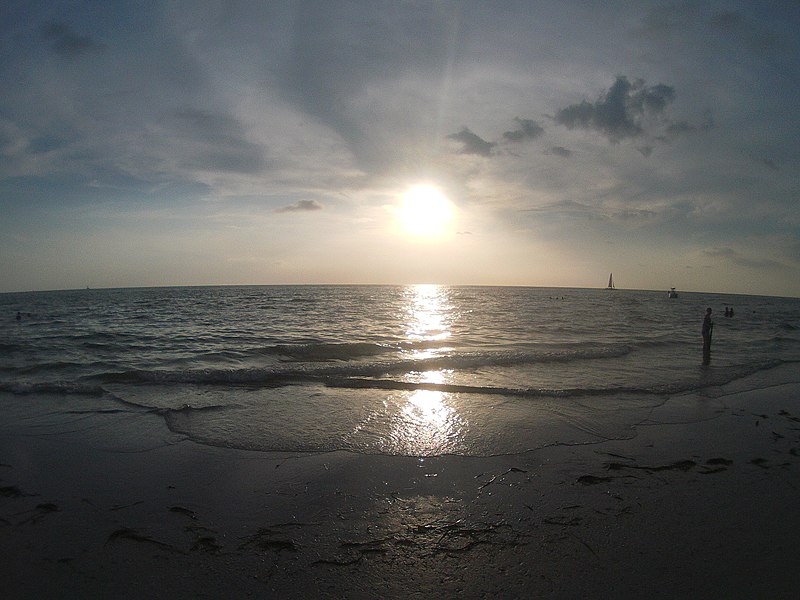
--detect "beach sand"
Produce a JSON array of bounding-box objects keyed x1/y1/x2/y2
[{"x1": 2, "y1": 365, "x2": 800, "y2": 599}]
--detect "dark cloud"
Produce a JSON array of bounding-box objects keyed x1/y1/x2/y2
[
  {"x1": 168, "y1": 108, "x2": 266, "y2": 174},
  {"x1": 700, "y1": 111, "x2": 715, "y2": 131},
  {"x1": 762, "y1": 158, "x2": 779, "y2": 171},
  {"x1": 637, "y1": 146, "x2": 653, "y2": 157},
  {"x1": 276, "y1": 199, "x2": 323, "y2": 213},
  {"x1": 0, "y1": 120, "x2": 21, "y2": 153},
  {"x1": 548, "y1": 146, "x2": 572, "y2": 158},
  {"x1": 666, "y1": 111, "x2": 714, "y2": 137},
  {"x1": 638, "y1": 4, "x2": 699, "y2": 36},
  {"x1": 554, "y1": 76, "x2": 676, "y2": 142},
  {"x1": 40, "y1": 21, "x2": 104, "y2": 57},
  {"x1": 503, "y1": 118, "x2": 544, "y2": 142},
  {"x1": 28, "y1": 135, "x2": 70, "y2": 154},
  {"x1": 447, "y1": 128, "x2": 495, "y2": 156},
  {"x1": 666, "y1": 121, "x2": 694, "y2": 135},
  {"x1": 709, "y1": 11, "x2": 742, "y2": 30}
]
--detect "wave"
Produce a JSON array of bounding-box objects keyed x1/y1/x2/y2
[
  {"x1": 81, "y1": 344, "x2": 634, "y2": 386},
  {"x1": 0, "y1": 380, "x2": 106, "y2": 396},
  {"x1": 153, "y1": 342, "x2": 634, "y2": 372},
  {"x1": 1, "y1": 358, "x2": 792, "y2": 411},
  {"x1": 105, "y1": 390, "x2": 232, "y2": 415},
  {"x1": 317, "y1": 376, "x2": 664, "y2": 398},
  {"x1": 63, "y1": 357, "x2": 784, "y2": 399},
  {"x1": 266, "y1": 341, "x2": 398, "y2": 361}
]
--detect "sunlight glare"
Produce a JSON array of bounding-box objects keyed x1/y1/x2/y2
[{"x1": 398, "y1": 185, "x2": 454, "y2": 237}]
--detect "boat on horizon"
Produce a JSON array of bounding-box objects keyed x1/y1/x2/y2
[
  {"x1": 606, "y1": 273, "x2": 615, "y2": 290},
  {"x1": 668, "y1": 287, "x2": 678, "y2": 298}
]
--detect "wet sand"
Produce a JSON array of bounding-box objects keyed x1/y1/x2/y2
[{"x1": 2, "y1": 367, "x2": 800, "y2": 599}]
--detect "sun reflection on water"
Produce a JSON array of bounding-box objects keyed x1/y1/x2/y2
[
  {"x1": 349, "y1": 285, "x2": 469, "y2": 456},
  {"x1": 388, "y1": 287, "x2": 465, "y2": 455},
  {"x1": 405, "y1": 284, "x2": 451, "y2": 341}
]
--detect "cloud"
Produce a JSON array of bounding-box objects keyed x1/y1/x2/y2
[
  {"x1": 503, "y1": 118, "x2": 544, "y2": 142},
  {"x1": 276, "y1": 199, "x2": 323, "y2": 213},
  {"x1": 447, "y1": 127, "x2": 495, "y2": 156},
  {"x1": 666, "y1": 121, "x2": 694, "y2": 135},
  {"x1": 699, "y1": 112, "x2": 715, "y2": 131},
  {"x1": 276, "y1": 2, "x2": 452, "y2": 172},
  {"x1": 554, "y1": 76, "x2": 676, "y2": 142},
  {"x1": 524, "y1": 197, "x2": 688, "y2": 231},
  {"x1": 547, "y1": 146, "x2": 572, "y2": 158},
  {"x1": 703, "y1": 247, "x2": 783, "y2": 270},
  {"x1": 0, "y1": 119, "x2": 24, "y2": 156},
  {"x1": 638, "y1": 4, "x2": 700, "y2": 36},
  {"x1": 709, "y1": 11, "x2": 742, "y2": 30},
  {"x1": 166, "y1": 108, "x2": 266, "y2": 174},
  {"x1": 28, "y1": 135, "x2": 69, "y2": 154},
  {"x1": 40, "y1": 21, "x2": 104, "y2": 57},
  {"x1": 708, "y1": 10, "x2": 780, "y2": 53},
  {"x1": 525, "y1": 199, "x2": 608, "y2": 222}
]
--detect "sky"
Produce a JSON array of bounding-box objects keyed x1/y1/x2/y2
[{"x1": 1, "y1": 1, "x2": 799, "y2": 297}]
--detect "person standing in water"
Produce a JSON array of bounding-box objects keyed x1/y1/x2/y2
[{"x1": 702, "y1": 307, "x2": 713, "y2": 365}]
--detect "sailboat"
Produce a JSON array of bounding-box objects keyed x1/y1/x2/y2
[{"x1": 606, "y1": 273, "x2": 615, "y2": 290}]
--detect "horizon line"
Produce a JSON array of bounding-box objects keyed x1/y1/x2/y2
[{"x1": 2, "y1": 282, "x2": 797, "y2": 300}]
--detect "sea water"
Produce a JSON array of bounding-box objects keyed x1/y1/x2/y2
[{"x1": 1, "y1": 285, "x2": 799, "y2": 456}]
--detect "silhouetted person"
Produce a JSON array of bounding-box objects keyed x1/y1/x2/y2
[{"x1": 702, "y1": 307, "x2": 713, "y2": 365}]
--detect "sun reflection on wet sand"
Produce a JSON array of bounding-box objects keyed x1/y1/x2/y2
[{"x1": 386, "y1": 385, "x2": 466, "y2": 456}]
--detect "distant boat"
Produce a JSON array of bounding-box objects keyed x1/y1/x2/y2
[
  {"x1": 668, "y1": 287, "x2": 678, "y2": 298},
  {"x1": 606, "y1": 273, "x2": 615, "y2": 290}
]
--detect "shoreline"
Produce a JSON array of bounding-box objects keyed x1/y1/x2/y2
[{"x1": 2, "y1": 365, "x2": 800, "y2": 598}]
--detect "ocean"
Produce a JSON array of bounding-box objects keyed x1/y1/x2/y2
[{"x1": 2, "y1": 285, "x2": 799, "y2": 457}]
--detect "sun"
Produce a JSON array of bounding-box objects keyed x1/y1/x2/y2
[{"x1": 397, "y1": 184, "x2": 454, "y2": 237}]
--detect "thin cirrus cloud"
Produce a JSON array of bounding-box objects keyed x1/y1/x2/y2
[
  {"x1": 164, "y1": 108, "x2": 267, "y2": 175},
  {"x1": 275, "y1": 200, "x2": 324, "y2": 213}
]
